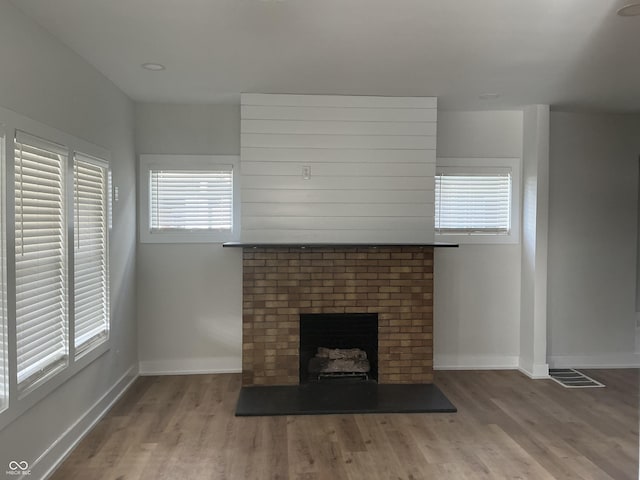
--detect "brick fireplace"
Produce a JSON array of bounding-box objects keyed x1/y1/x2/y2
[{"x1": 240, "y1": 246, "x2": 435, "y2": 386}]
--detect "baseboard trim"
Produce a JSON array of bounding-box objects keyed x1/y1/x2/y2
[
  {"x1": 517, "y1": 363, "x2": 550, "y2": 379},
  {"x1": 38, "y1": 365, "x2": 138, "y2": 480},
  {"x1": 434, "y1": 354, "x2": 519, "y2": 370},
  {"x1": 548, "y1": 353, "x2": 640, "y2": 369},
  {"x1": 139, "y1": 357, "x2": 242, "y2": 376}
]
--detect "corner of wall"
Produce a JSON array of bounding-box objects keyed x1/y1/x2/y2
[
  {"x1": 518, "y1": 358, "x2": 549, "y2": 379},
  {"x1": 520, "y1": 104, "x2": 550, "y2": 373}
]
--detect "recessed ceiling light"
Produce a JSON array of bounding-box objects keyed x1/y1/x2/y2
[
  {"x1": 141, "y1": 63, "x2": 166, "y2": 71},
  {"x1": 617, "y1": 3, "x2": 640, "y2": 16},
  {"x1": 479, "y1": 93, "x2": 500, "y2": 100}
]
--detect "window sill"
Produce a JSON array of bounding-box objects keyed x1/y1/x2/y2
[
  {"x1": 140, "y1": 231, "x2": 235, "y2": 244},
  {"x1": 436, "y1": 233, "x2": 520, "y2": 245}
]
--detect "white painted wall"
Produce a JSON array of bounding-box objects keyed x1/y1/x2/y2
[
  {"x1": 138, "y1": 105, "x2": 640, "y2": 379},
  {"x1": 135, "y1": 103, "x2": 243, "y2": 375},
  {"x1": 519, "y1": 105, "x2": 550, "y2": 378},
  {"x1": 0, "y1": 0, "x2": 137, "y2": 478},
  {"x1": 434, "y1": 111, "x2": 523, "y2": 369},
  {"x1": 547, "y1": 112, "x2": 640, "y2": 367},
  {"x1": 137, "y1": 106, "x2": 527, "y2": 374},
  {"x1": 240, "y1": 94, "x2": 437, "y2": 243}
]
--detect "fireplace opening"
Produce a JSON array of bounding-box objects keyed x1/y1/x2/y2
[{"x1": 299, "y1": 313, "x2": 378, "y2": 384}]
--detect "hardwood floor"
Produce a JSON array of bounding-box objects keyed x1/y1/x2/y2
[{"x1": 51, "y1": 369, "x2": 639, "y2": 480}]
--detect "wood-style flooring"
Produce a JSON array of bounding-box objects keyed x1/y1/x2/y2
[{"x1": 51, "y1": 369, "x2": 639, "y2": 480}]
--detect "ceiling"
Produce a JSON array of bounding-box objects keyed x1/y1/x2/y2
[{"x1": 11, "y1": 0, "x2": 640, "y2": 112}]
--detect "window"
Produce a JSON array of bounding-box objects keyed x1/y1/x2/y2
[
  {"x1": 73, "y1": 153, "x2": 110, "y2": 358},
  {"x1": 139, "y1": 155, "x2": 238, "y2": 243},
  {"x1": 150, "y1": 169, "x2": 232, "y2": 231},
  {"x1": 14, "y1": 132, "x2": 68, "y2": 392},
  {"x1": 0, "y1": 109, "x2": 113, "y2": 429},
  {"x1": 435, "y1": 157, "x2": 520, "y2": 244},
  {"x1": 0, "y1": 128, "x2": 6, "y2": 412},
  {"x1": 436, "y1": 172, "x2": 511, "y2": 233}
]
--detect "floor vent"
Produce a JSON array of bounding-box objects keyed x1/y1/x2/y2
[{"x1": 549, "y1": 369, "x2": 605, "y2": 388}]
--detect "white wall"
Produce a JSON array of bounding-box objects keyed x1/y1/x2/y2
[
  {"x1": 0, "y1": 0, "x2": 137, "y2": 478},
  {"x1": 135, "y1": 103, "x2": 243, "y2": 375},
  {"x1": 240, "y1": 94, "x2": 437, "y2": 243},
  {"x1": 434, "y1": 111, "x2": 524, "y2": 369},
  {"x1": 547, "y1": 112, "x2": 640, "y2": 367},
  {"x1": 137, "y1": 105, "x2": 640, "y2": 375},
  {"x1": 136, "y1": 106, "x2": 527, "y2": 373}
]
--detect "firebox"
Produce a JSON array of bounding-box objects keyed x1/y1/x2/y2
[{"x1": 299, "y1": 313, "x2": 378, "y2": 384}]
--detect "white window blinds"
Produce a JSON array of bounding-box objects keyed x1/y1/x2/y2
[
  {"x1": 0, "y1": 130, "x2": 7, "y2": 410},
  {"x1": 74, "y1": 153, "x2": 109, "y2": 357},
  {"x1": 435, "y1": 171, "x2": 512, "y2": 234},
  {"x1": 149, "y1": 167, "x2": 233, "y2": 232},
  {"x1": 15, "y1": 131, "x2": 68, "y2": 389}
]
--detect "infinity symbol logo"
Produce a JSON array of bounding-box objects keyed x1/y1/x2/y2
[{"x1": 8, "y1": 461, "x2": 29, "y2": 471}]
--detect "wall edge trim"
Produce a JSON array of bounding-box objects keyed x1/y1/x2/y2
[
  {"x1": 434, "y1": 354, "x2": 519, "y2": 370},
  {"x1": 139, "y1": 358, "x2": 242, "y2": 376},
  {"x1": 548, "y1": 353, "x2": 640, "y2": 369}
]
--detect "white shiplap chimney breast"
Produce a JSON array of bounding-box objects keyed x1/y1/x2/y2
[{"x1": 240, "y1": 93, "x2": 436, "y2": 243}]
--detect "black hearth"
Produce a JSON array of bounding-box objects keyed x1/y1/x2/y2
[{"x1": 299, "y1": 313, "x2": 378, "y2": 384}]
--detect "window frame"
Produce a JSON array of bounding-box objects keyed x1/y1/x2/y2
[
  {"x1": 139, "y1": 154, "x2": 239, "y2": 244},
  {"x1": 0, "y1": 106, "x2": 112, "y2": 430},
  {"x1": 435, "y1": 157, "x2": 521, "y2": 245}
]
